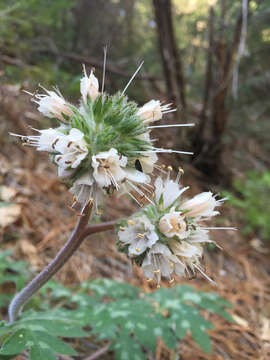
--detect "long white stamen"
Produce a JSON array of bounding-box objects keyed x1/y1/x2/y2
[
  {"x1": 193, "y1": 264, "x2": 216, "y2": 285},
  {"x1": 127, "y1": 190, "x2": 142, "y2": 206},
  {"x1": 149, "y1": 148, "x2": 194, "y2": 155},
  {"x1": 102, "y1": 45, "x2": 107, "y2": 94},
  {"x1": 126, "y1": 180, "x2": 154, "y2": 205},
  {"x1": 162, "y1": 109, "x2": 177, "y2": 114},
  {"x1": 122, "y1": 61, "x2": 144, "y2": 95},
  {"x1": 147, "y1": 123, "x2": 194, "y2": 129},
  {"x1": 203, "y1": 227, "x2": 237, "y2": 230}
]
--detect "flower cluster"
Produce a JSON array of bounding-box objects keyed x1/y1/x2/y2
[
  {"x1": 117, "y1": 171, "x2": 234, "y2": 285},
  {"x1": 11, "y1": 66, "x2": 186, "y2": 206}
]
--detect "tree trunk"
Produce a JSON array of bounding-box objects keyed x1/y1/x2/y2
[{"x1": 152, "y1": 0, "x2": 186, "y2": 115}]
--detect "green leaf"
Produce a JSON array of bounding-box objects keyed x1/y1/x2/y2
[
  {"x1": 33, "y1": 331, "x2": 77, "y2": 356},
  {"x1": 191, "y1": 327, "x2": 212, "y2": 354},
  {"x1": 0, "y1": 329, "x2": 33, "y2": 355},
  {"x1": 30, "y1": 345, "x2": 57, "y2": 360},
  {"x1": 111, "y1": 332, "x2": 147, "y2": 360}
]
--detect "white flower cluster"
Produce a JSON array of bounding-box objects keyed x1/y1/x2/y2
[
  {"x1": 118, "y1": 172, "x2": 234, "y2": 285},
  {"x1": 11, "y1": 66, "x2": 190, "y2": 207}
]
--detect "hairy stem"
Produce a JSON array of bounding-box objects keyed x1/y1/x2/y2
[{"x1": 8, "y1": 201, "x2": 115, "y2": 322}]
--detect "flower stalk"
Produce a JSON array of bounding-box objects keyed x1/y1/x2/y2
[{"x1": 8, "y1": 200, "x2": 115, "y2": 322}]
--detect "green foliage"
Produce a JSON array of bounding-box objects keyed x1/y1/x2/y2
[
  {"x1": 0, "y1": 251, "x2": 30, "y2": 309},
  {"x1": 0, "y1": 252, "x2": 233, "y2": 359},
  {"x1": 224, "y1": 171, "x2": 270, "y2": 241}
]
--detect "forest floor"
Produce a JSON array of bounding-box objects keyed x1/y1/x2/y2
[{"x1": 1, "y1": 85, "x2": 270, "y2": 360}]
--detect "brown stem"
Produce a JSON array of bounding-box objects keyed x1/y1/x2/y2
[
  {"x1": 81, "y1": 220, "x2": 116, "y2": 239},
  {"x1": 8, "y1": 200, "x2": 94, "y2": 322}
]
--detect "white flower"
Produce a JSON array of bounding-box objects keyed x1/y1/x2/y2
[
  {"x1": 36, "y1": 128, "x2": 64, "y2": 152},
  {"x1": 181, "y1": 192, "x2": 223, "y2": 218},
  {"x1": 188, "y1": 227, "x2": 213, "y2": 244},
  {"x1": 169, "y1": 239, "x2": 203, "y2": 259},
  {"x1": 54, "y1": 128, "x2": 88, "y2": 171},
  {"x1": 137, "y1": 100, "x2": 172, "y2": 124},
  {"x1": 69, "y1": 172, "x2": 94, "y2": 205},
  {"x1": 154, "y1": 176, "x2": 189, "y2": 209},
  {"x1": 142, "y1": 243, "x2": 174, "y2": 281},
  {"x1": 92, "y1": 148, "x2": 127, "y2": 190},
  {"x1": 33, "y1": 89, "x2": 73, "y2": 121},
  {"x1": 159, "y1": 207, "x2": 189, "y2": 239},
  {"x1": 80, "y1": 66, "x2": 99, "y2": 103},
  {"x1": 118, "y1": 215, "x2": 158, "y2": 256},
  {"x1": 141, "y1": 242, "x2": 186, "y2": 282},
  {"x1": 138, "y1": 151, "x2": 158, "y2": 174}
]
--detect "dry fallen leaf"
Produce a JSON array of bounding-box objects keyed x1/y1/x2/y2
[
  {"x1": 0, "y1": 202, "x2": 21, "y2": 227},
  {"x1": 0, "y1": 186, "x2": 17, "y2": 202},
  {"x1": 232, "y1": 314, "x2": 249, "y2": 328},
  {"x1": 260, "y1": 315, "x2": 270, "y2": 342}
]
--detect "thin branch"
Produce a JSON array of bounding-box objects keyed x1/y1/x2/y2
[
  {"x1": 59, "y1": 52, "x2": 159, "y2": 81},
  {"x1": 83, "y1": 343, "x2": 111, "y2": 360},
  {"x1": 81, "y1": 221, "x2": 115, "y2": 238}
]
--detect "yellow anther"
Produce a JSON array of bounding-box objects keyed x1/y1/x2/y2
[
  {"x1": 161, "y1": 164, "x2": 166, "y2": 169},
  {"x1": 154, "y1": 269, "x2": 160, "y2": 274},
  {"x1": 119, "y1": 226, "x2": 125, "y2": 231},
  {"x1": 157, "y1": 284, "x2": 161, "y2": 289},
  {"x1": 137, "y1": 233, "x2": 145, "y2": 239},
  {"x1": 167, "y1": 165, "x2": 173, "y2": 171},
  {"x1": 169, "y1": 278, "x2": 175, "y2": 284},
  {"x1": 128, "y1": 219, "x2": 135, "y2": 225},
  {"x1": 178, "y1": 167, "x2": 184, "y2": 174},
  {"x1": 170, "y1": 262, "x2": 174, "y2": 268},
  {"x1": 95, "y1": 211, "x2": 102, "y2": 215},
  {"x1": 146, "y1": 278, "x2": 153, "y2": 282}
]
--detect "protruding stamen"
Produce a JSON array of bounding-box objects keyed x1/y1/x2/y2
[
  {"x1": 137, "y1": 233, "x2": 145, "y2": 239},
  {"x1": 167, "y1": 165, "x2": 173, "y2": 171},
  {"x1": 170, "y1": 262, "x2": 174, "y2": 268},
  {"x1": 122, "y1": 61, "x2": 144, "y2": 94},
  {"x1": 135, "y1": 248, "x2": 140, "y2": 252},
  {"x1": 169, "y1": 278, "x2": 175, "y2": 284},
  {"x1": 157, "y1": 284, "x2": 161, "y2": 289},
  {"x1": 154, "y1": 269, "x2": 160, "y2": 274},
  {"x1": 128, "y1": 219, "x2": 135, "y2": 226},
  {"x1": 119, "y1": 226, "x2": 125, "y2": 231},
  {"x1": 146, "y1": 278, "x2": 152, "y2": 282}
]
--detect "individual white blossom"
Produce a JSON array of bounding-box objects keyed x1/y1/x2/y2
[
  {"x1": 118, "y1": 215, "x2": 158, "y2": 256},
  {"x1": 69, "y1": 172, "x2": 94, "y2": 205},
  {"x1": 159, "y1": 207, "x2": 190, "y2": 239},
  {"x1": 142, "y1": 243, "x2": 186, "y2": 283},
  {"x1": 33, "y1": 88, "x2": 73, "y2": 121},
  {"x1": 154, "y1": 175, "x2": 189, "y2": 209},
  {"x1": 137, "y1": 100, "x2": 173, "y2": 124},
  {"x1": 181, "y1": 192, "x2": 224, "y2": 218},
  {"x1": 138, "y1": 151, "x2": 158, "y2": 174},
  {"x1": 92, "y1": 148, "x2": 127, "y2": 190},
  {"x1": 80, "y1": 66, "x2": 99, "y2": 103},
  {"x1": 54, "y1": 128, "x2": 88, "y2": 171}
]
